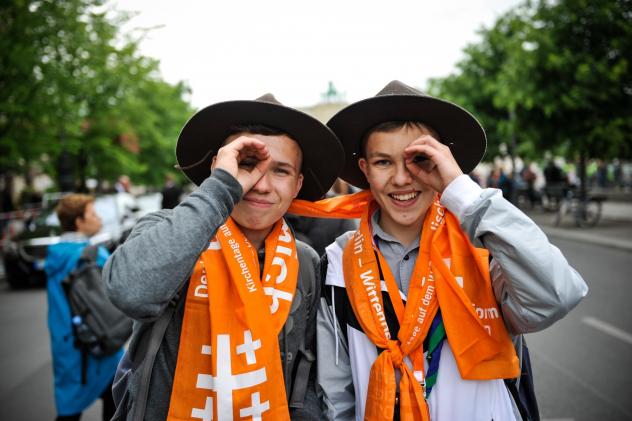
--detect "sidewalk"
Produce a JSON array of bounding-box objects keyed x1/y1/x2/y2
[{"x1": 524, "y1": 201, "x2": 632, "y2": 252}]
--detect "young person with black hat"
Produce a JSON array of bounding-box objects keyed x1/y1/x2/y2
[
  {"x1": 315, "y1": 81, "x2": 588, "y2": 420},
  {"x1": 103, "y1": 94, "x2": 344, "y2": 420}
]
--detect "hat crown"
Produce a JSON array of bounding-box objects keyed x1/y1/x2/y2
[
  {"x1": 176, "y1": 92, "x2": 344, "y2": 200},
  {"x1": 255, "y1": 93, "x2": 283, "y2": 106},
  {"x1": 327, "y1": 80, "x2": 487, "y2": 189},
  {"x1": 376, "y1": 80, "x2": 427, "y2": 98}
]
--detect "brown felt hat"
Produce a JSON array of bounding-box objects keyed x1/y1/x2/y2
[
  {"x1": 176, "y1": 94, "x2": 344, "y2": 200},
  {"x1": 327, "y1": 80, "x2": 487, "y2": 189}
]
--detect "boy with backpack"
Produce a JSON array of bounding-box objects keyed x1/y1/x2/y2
[
  {"x1": 103, "y1": 94, "x2": 344, "y2": 420},
  {"x1": 316, "y1": 81, "x2": 588, "y2": 420},
  {"x1": 45, "y1": 194, "x2": 123, "y2": 421}
]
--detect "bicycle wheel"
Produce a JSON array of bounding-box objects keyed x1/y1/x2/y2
[{"x1": 576, "y1": 199, "x2": 602, "y2": 228}]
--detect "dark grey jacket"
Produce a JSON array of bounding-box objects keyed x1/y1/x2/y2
[{"x1": 103, "y1": 169, "x2": 321, "y2": 420}]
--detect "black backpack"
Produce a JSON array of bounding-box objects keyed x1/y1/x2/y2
[{"x1": 63, "y1": 245, "x2": 133, "y2": 382}]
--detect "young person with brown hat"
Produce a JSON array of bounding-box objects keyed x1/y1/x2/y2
[
  {"x1": 314, "y1": 81, "x2": 588, "y2": 420},
  {"x1": 103, "y1": 94, "x2": 344, "y2": 420}
]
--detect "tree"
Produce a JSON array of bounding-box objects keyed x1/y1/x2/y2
[
  {"x1": 0, "y1": 0, "x2": 192, "y2": 193},
  {"x1": 525, "y1": 0, "x2": 632, "y2": 166},
  {"x1": 428, "y1": 7, "x2": 542, "y2": 163},
  {"x1": 0, "y1": 0, "x2": 102, "y2": 177},
  {"x1": 428, "y1": 0, "x2": 632, "y2": 179}
]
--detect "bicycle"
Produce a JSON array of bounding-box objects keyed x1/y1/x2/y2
[{"x1": 553, "y1": 188, "x2": 606, "y2": 228}]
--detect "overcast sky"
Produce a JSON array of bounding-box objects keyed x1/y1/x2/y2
[{"x1": 111, "y1": 0, "x2": 523, "y2": 109}]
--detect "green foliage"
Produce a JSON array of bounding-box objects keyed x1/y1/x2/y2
[
  {"x1": 0, "y1": 0, "x2": 193, "y2": 188},
  {"x1": 527, "y1": 0, "x2": 632, "y2": 159},
  {"x1": 428, "y1": 0, "x2": 632, "y2": 161}
]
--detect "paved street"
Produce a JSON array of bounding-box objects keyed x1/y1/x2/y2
[
  {"x1": 0, "y1": 284, "x2": 103, "y2": 420},
  {"x1": 526, "y1": 237, "x2": 632, "y2": 421},
  {"x1": 1, "y1": 208, "x2": 631, "y2": 420}
]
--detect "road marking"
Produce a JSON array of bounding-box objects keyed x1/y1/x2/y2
[{"x1": 582, "y1": 317, "x2": 632, "y2": 345}]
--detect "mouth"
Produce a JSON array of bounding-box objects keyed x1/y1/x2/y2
[
  {"x1": 243, "y1": 197, "x2": 274, "y2": 208},
  {"x1": 388, "y1": 191, "x2": 420, "y2": 206}
]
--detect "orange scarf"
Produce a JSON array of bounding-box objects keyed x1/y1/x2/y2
[
  {"x1": 291, "y1": 192, "x2": 520, "y2": 420},
  {"x1": 167, "y1": 217, "x2": 298, "y2": 421}
]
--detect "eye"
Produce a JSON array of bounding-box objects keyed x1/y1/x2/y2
[
  {"x1": 238, "y1": 159, "x2": 256, "y2": 169},
  {"x1": 273, "y1": 167, "x2": 291, "y2": 176},
  {"x1": 412, "y1": 154, "x2": 429, "y2": 164},
  {"x1": 372, "y1": 159, "x2": 390, "y2": 167}
]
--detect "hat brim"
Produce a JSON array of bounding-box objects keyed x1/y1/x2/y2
[
  {"x1": 327, "y1": 95, "x2": 487, "y2": 189},
  {"x1": 176, "y1": 100, "x2": 344, "y2": 200}
]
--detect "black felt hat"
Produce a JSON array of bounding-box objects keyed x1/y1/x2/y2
[
  {"x1": 327, "y1": 80, "x2": 487, "y2": 189},
  {"x1": 176, "y1": 94, "x2": 344, "y2": 200}
]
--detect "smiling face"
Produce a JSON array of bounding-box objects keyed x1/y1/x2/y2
[
  {"x1": 229, "y1": 133, "x2": 304, "y2": 240},
  {"x1": 359, "y1": 124, "x2": 436, "y2": 242}
]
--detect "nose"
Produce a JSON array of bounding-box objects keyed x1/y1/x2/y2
[
  {"x1": 251, "y1": 171, "x2": 273, "y2": 194},
  {"x1": 392, "y1": 161, "x2": 413, "y2": 187}
]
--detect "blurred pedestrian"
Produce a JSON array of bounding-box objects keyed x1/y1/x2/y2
[
  {"x1": 44, "y1": 194, "x2": 122, "y2": 421},
  {"x1": 114, "y1": 175, "x2": 131, "y2": 193},
  {"x1": 543, "y1": 160, "x2": 567, "y2": 206},
  {"x1": 613, "y1": 159, "x2": 623, "y2": 189},
  {"x1": 543, "y1": 160, "x2": 565, "y2": 185},
  {"x1": 487, "y1": 166, "x2": 513, "y2": 201},
  {"x1": 161, "y1": 174, "x2": 183, "y2": 209},
  {"x1": 595, "y1": 159, "x2": 608, "y2": 188},
  {"x1": 520, "y1": 161, "x2": 538, "y2": 207}
]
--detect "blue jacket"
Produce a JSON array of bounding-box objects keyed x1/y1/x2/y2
[{"x1": 45, "y1": 235, "x2": 123, "y2": 415}]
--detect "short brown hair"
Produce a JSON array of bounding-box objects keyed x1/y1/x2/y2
[
  {"x1": 360, "y1": 121, "x2": 440, "y2": 157},
  {"x1": 56, "y1": 194, "x2": 94, "y2": 233}
]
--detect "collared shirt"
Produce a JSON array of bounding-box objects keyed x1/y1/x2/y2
[{"x1": 370, "y1": 210, "x2": 420, "y2": 295}]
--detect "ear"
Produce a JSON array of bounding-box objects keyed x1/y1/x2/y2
[
  {"x1": 358, "y1": 158, "x2": 369, "y2": 178},
  {"x1": 210, "y1": 155, "x2": 217, "y2": 170},
  {"x1": 75, "y1": 216, "x2": 85, "y2": 233},
  {"x1": 292, "y1": 173, "x2": 304, "y2": 199}
]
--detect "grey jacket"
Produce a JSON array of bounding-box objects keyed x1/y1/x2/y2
[
  {"x1": 317, "y1": 181, "x2": 589, "y2": 420},
  {"x1": 103, "y1": 169, "x2": 321, "y2": 420}
]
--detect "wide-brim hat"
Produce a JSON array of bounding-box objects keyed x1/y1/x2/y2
[
  {"x1": 327, "y1": 80, "x2": 487, "y2": 189},
  {"x1": 176, "y1": 94, "x2": 344, "y2": 200}
]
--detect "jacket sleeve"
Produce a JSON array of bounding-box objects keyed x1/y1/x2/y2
[
  {"x1": 317, "y1": 253, "x2": 356, "y2": 421},
  {"x1": 103, "y1": 169, "x2": 242, "y2": 321},
  {"x1": 440, "y1": 175, "x2": 589, "y2": 335}
]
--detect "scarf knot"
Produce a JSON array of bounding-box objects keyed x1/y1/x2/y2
[{"x1": 386, "y1": 340, "x2": 404, "y2": 366}]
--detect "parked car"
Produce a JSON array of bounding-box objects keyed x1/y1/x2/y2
[{"x1": 1, "y1": 192, "x2": 156, "y2": 289}]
